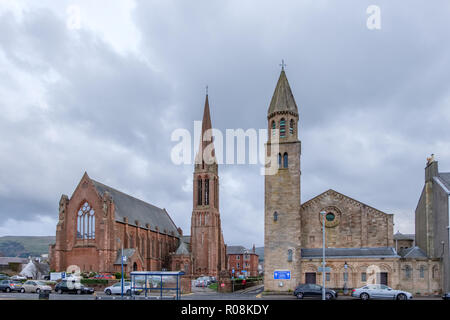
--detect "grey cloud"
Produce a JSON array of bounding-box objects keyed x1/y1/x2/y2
[{"x1": 0, "y1": 1, "x2": 449, "y2": 248}]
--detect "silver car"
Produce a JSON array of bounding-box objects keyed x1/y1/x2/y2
[
  {"x1": 352, "y1": 284, "x2": 413, "y2": 300},
  {"x1": 104, "y1": 281, "x2": 142, "y2": 295},
  {"x1": 21, "y1": 280, "x2": 52, "y2": 293}
]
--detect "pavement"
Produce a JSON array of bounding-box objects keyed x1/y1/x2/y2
[{"x1": 0, "y1": 288, "x2": 444, "y2": 300}]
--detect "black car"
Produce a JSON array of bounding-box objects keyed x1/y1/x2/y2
[
  {"x1": 443, "y1": 292, "x2": 450, "y2": 300},
  {"x1": 55, "y1": 280, "x2": 94, "y2": 294},
  {"x1": 294, "y1": 283, "x2": 337, "y2": 300},
  {"x1": 0, "y1": 280, "x2": 23, "y2": 292}
]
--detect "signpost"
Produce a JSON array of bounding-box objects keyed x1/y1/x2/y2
[{"x1": 274, "y1": 270, "x2": 291, "y2": 280}]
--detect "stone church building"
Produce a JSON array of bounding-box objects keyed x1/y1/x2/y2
[
  {"x1": 170, "y1": 93, "x2": 227, "y2": 278},
  {"x1": 49, "y1": 172, "x2": 182, "y2": 275},
  {"x1": 264, "y1": 67, "x2": 443, "y2": 295},
  {"x1": 50, "y1": 93, "x2": 227, "y2": 280}
]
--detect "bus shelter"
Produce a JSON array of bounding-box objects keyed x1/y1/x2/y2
[{"x1": 130, "y1": 271, "x2": 185, "y2": 300}]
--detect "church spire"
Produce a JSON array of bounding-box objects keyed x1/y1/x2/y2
[
  {"x1": 196, "y1": 92, "x2": 215, "y2": 164},
  {"x1": 267, "y1": 68, "x2": 298, "y2": 117}
]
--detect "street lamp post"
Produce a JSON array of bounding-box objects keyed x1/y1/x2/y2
[
  {"x1": 320, "y1": 210, "x2": 326, "y2": 301},
  {"x1": 344, "y1": 261, "x2": 348, "y2": 295}
]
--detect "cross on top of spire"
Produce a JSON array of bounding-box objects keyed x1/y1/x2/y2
[{"x1": 279, "y1": 59, "x2": 287, "y2": 71}]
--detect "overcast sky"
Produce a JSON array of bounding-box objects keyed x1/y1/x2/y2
[{"x1": 0, "y1": 0, "x2": 449, "y2": 248}]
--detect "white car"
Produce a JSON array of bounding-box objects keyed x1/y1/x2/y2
[
  {"x1": 352, "y1": 284, "x2": 413, "y2": 300},
  {"x1": 194, "y1": 277, "x2": 211, "y2": 287},
  {"x1": 104, "y1": 281, "x2": 142, "y2": 295},
  {"x1": 21, "y1": 280, "x2": 52, "y2": 293}
]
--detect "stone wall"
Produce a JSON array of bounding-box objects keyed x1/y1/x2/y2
[{"x1": 301, "y1": 190, "x2": 394, "y2": 249}]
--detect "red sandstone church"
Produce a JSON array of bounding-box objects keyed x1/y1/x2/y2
[{"x1": 49, "y1": 94, "x2": 227, "y2": 278}]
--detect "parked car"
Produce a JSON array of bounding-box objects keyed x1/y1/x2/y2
[
  {"x1": 352, "y1": 284, "x2": 412, "y2": 300},
  {"x1": 55, "y1": 280, "x2": 94, "y2": 294},
  {"x1": 294, "y1": 283, "x2": 337, "y2": 300},
  {"x1": 21, "y1": 280, "x2": 52, "y2": 293},
  {"x1": 0, "y1": 280, "x2": 23, "y2": 292},
  {"x1": 10, "y1": 275, "x2": 26, "y2": 280},
  {"x1": 442, "y1": 292, "x2": 450, "y2": 300},
  {"x1": 194, "y1": 276, "x2": 211, "y2": 287},
  {"x1": 0, "y1": 274, "x2": 9, "y2": 280},
  {"x1": 208, "y1": 276, "x2": 217, "y2": 283},
  {"x1": 104, "y1": 281, "x2": 142, "y2": 295},
  {"x1": 90, "y1": 273, "x2": 115, "y2": 280}
]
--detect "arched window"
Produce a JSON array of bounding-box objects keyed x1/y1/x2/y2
[
  {"x1": 287, "y1": 249, "x2": 293, "y2": 262},
  {"x1": 283, "y1": 152, "x2": 288, "y2": 168},
  {"x1": 419, "y1": 265, "x2": 425, "y2": 278},
  {"x1": 133, "y1": 262, "x2": 138, "y2": 271},
  {"x1": 77, "y1": 202, "x2": 95, "y2": 239},
  {"x1": 205, "y1": 179, "x2": 209, "y2": 205},
  {"x1": 289, "y1": 119, "x2": 294, "y2": 135},
  {"x1": 271, "y1": 120, "x2": 276, "y2": 136},
  {"x1": 405, "y1": 265, "x2": 411, "y2": 279},
  {"x1": 278, "y1": 153, "x2": 282, "y2": 168},
  {"x1": 197, "y1": 178, "x2": 202, "y2": 205},
  {"x1": 273, "y1": 211, "x2": 278, "y2": 222},
  {"x1": 280, "y1": 118, "x2": 286, "y2": 138},
  {"x1": 432, "y1": 265, "x2": 438, "y2": 279}
]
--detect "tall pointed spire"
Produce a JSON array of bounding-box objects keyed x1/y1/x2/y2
[
  {"x1": 267, "y1": 69, "x2": 298, "y2": 117},
  {"x1": 196, "y1": 93, "x2": 215, "y2": 164}
]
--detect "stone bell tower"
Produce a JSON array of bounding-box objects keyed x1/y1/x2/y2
[
  {"x1": 190, "y1": 93, "x2": 226, "y2": 277},
  {"x1": 264, "y1": 65, "x2": 302, "y2": 291}
]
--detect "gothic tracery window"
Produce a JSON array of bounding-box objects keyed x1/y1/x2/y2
[
  {"x1": 205, "y1": 179, "x2": 209, "y2": 205},
  {"x1": 77, "y1": 202, "x2": 95, "y2": 239},
  {"x1": 197, "y1": 178, "x2": 202, "y2": 205}
]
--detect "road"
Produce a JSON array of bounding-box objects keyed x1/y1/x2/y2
[{"x1": 0, "y1": 288, "x2": 444, "y2": 301}]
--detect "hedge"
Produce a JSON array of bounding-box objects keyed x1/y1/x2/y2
[{"x1": 80, "y1": 279, "x2": 109, "y2": 285}]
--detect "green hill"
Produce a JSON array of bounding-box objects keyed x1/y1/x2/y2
[
  {"x1": 255, "y1": 247, "x2": 264, "y2": 262},
  {"x1": 0, "y1": 236, "x2": 55, "y2": 258}
]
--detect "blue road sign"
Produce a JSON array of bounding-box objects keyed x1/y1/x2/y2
[
  {"x1": 274, "y1": 270, "x2": 291, "y2": 280},
  {"x1": 232, "y1": 269, "x2": 235, "y2": 274}
]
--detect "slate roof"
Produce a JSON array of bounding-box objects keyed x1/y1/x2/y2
[
  {"x1": 226, "y1": 246, "x2": 247, "y2": 255},
  {"x1": 301, "y1": 247, "x2": 399, "y2": 259},
  {"x1": 393, "y1": 232, "x2": 415, "y2": 241},
  {"x1": 436, "y1": 173, "x2": 450, "y2": 192},
  {"x1": 182, "y1": 236, "x2": 191, "y2": 245},
  {"x1": 267, "y1": 70, "x2": 298, "y2": 116},
  {"x1": 226, "y1": 246, "x2": 257, "y2": 255},
  {"x1": 0, "y1": 257, "x2": 28, "y2": 266},
  {"x1": 398, "y1": 246, "x2": 428, "y2": 259},
  {"x1": 91, "y1": 179, "x2": 179, "y2": 237},
  {"x1": 174, "y1": 241, "x2": 190, "y2": 255}
]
